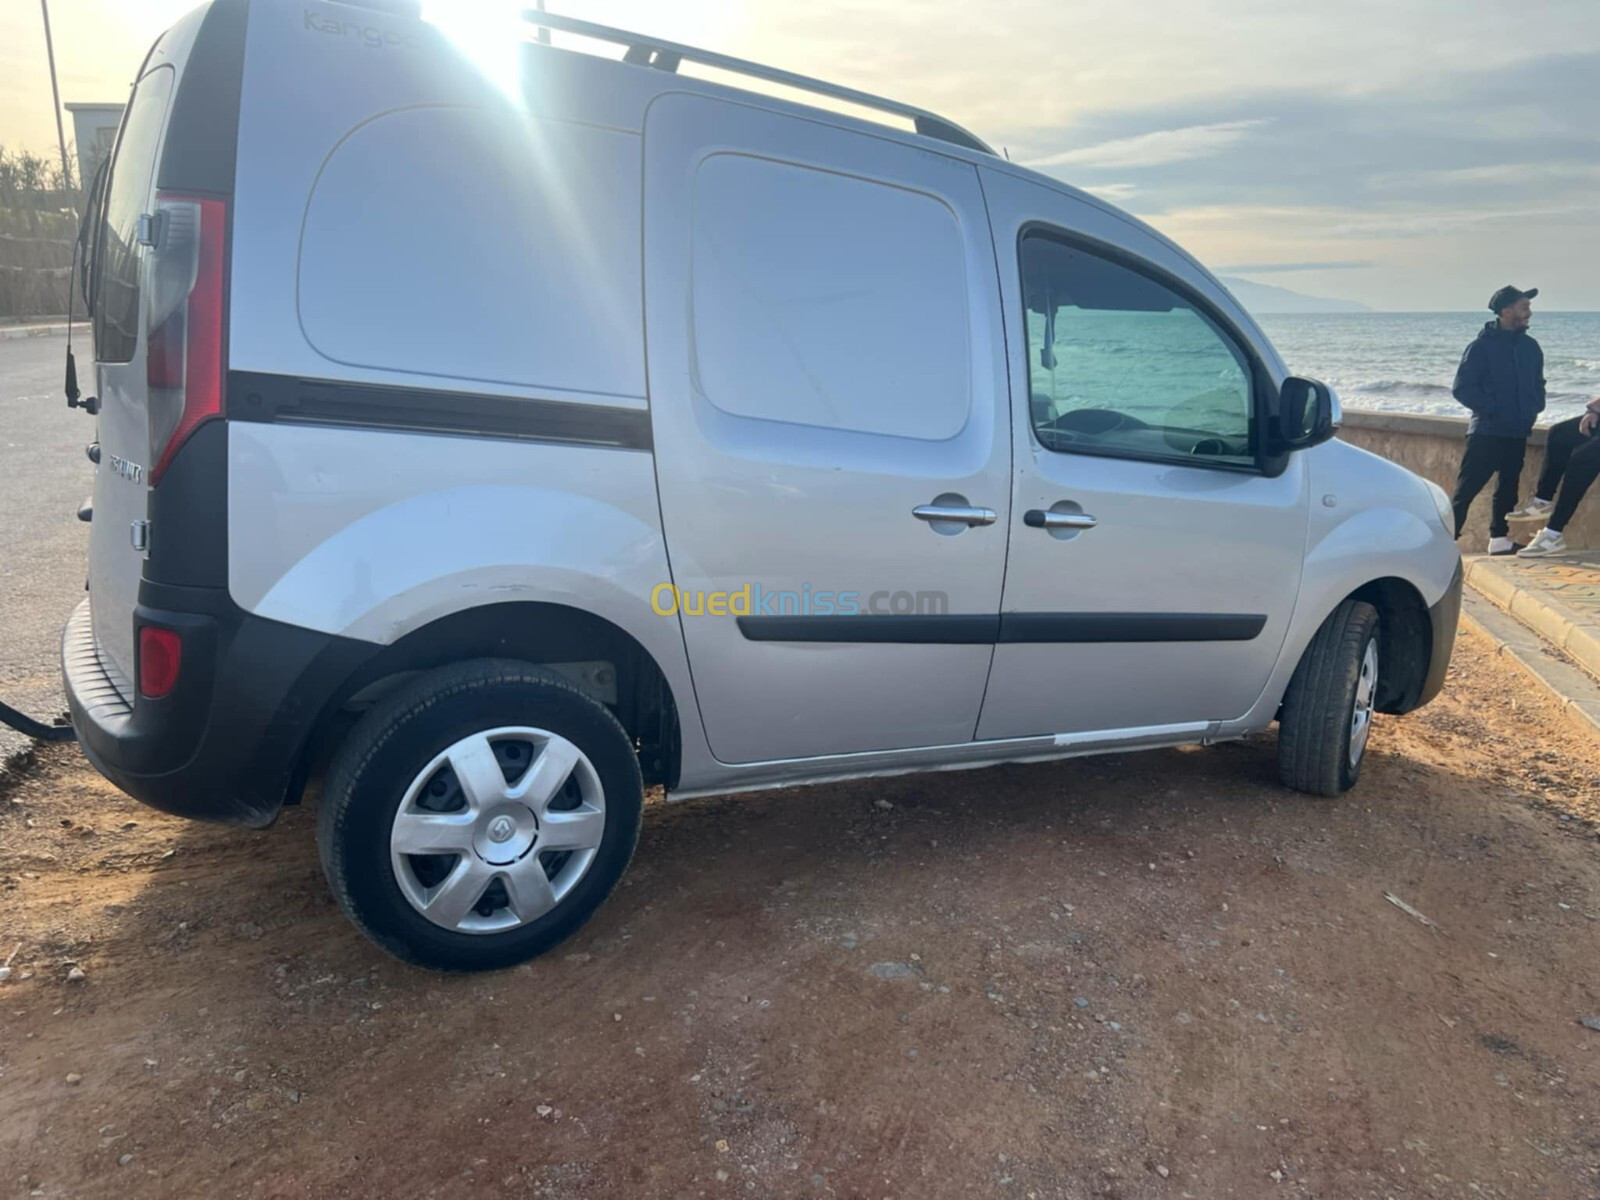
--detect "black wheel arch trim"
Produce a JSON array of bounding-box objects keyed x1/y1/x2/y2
[
  {"x1": 64, "y1": 590, "x2": 685, "y2": 828},
  {"x1": 1413, "y1": 560, "x2": 1463, "y2": 712}
]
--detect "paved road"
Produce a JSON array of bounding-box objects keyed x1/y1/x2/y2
[{"x1": 0, "y1": 334, "x2": 94, "y2": 767}]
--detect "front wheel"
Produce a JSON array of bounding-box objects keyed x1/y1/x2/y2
[
  {"x1": 1276, "y1": 600, "x2": 1381, "y2": 797},
  {"x1": 317, "y1": 660, "x2": 643, "y2": 971}
]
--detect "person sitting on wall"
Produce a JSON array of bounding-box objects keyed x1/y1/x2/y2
[
  {"x1": 1449, "y1": 285, "x2": 1546, "y2": 555},
  {"x1": 1508, "y1": 395, "x2": 1600, "y2": 557}
]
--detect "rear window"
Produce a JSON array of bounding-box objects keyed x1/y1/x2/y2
[{"x1": 93, "y1": 66, "x2": 174, "y2": 364}]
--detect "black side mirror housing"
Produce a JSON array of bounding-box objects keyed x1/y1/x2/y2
[{"x1": 1274, "y1": 376, "x2": 1337, "y2": 454}]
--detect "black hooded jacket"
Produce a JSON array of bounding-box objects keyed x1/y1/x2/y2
[{"x1": 1452, "y1": 321, "x2": 1546, "y2": 438}]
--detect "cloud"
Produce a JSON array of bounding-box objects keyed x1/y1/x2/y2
[
  {"x1": 1014, "y1": 52, "x2": 1600, "y2": 212},
  {"x1": 1022, "y1": 119, "x2": 1267, "y2": 170},
  {"x1": 1216, "y1": 260, "x2": 1376, "y2": 273},
  {"x1": 1369, "y1": 162, "x2": 1600, "y2": 193},
  {"x1": 1080, "y1": 182, "x2": 1140, "y2": 201}
]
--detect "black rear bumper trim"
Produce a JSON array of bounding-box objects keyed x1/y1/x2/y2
[{"x1": 63, "y1": 590, "x2": 378, "y2": 828}]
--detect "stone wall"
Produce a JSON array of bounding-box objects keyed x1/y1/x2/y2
[{"x1": 1339, "y1": 410, "x2": 1599, "y2": 551}]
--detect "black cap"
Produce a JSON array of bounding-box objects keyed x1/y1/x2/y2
[{"x1": 1488, "y1": 285, "x2": 1538, "y2": 312}]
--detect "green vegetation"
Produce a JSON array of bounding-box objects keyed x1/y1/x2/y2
[{"x1": 0, "y1": 146, "x2": 83, "y2": 322}]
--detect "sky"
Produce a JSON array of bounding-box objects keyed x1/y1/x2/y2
[{"x1": 3, "y1": 0, "x2": 1597, "y2": 311}]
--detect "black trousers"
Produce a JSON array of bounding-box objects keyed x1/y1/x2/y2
[
  {"x1": 1534, "y1": 415, "x2": 1600, "y2": 533},
  {"x1": 1451, "y1": 433, "x2": 1526, "y2": 539}
]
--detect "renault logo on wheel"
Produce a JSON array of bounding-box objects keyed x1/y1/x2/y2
[{"x1": 487, "y1": 815, "x2": 516, "y2": 844}]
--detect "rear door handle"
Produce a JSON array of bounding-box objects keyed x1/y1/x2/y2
[
  {"x1": 913, "y1": 504, "x2": 997, "y2": 527},
  {"x1": 1024, "y1": 509, "x2": 1098, "y2": 530}
]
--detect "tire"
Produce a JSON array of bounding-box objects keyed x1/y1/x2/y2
[
  {"x1": 317, "y1": 659, "x2": 643, "y2": 971},
  {"x1": 1276, "y1": 600, "x2": 1381, "y2": 797}
]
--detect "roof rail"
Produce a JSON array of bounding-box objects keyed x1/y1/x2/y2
[{"x1": 519, "y1": 10, "x2": 995, "y2": 157}]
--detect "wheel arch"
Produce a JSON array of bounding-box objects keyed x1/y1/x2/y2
[
  {"x1": 1348, "y1": 576, "x2": 1433, "y2": 714},
  {"x1": 287, "y1": 601, "x2": 683, "y2": 806}
]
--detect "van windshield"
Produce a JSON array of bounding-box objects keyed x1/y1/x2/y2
[{"x1": 92, "y1": 65, "x2": 173, "y2": 364}]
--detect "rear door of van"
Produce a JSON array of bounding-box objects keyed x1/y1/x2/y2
[
  {"x1": 85, "y1": 63, "x2": 174, "y2": 694},
  {"x1": 84, "y1": 1, "x2": 241, "y2": 695}
]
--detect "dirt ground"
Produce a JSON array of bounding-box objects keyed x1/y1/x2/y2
[{"x1": 2, "y1": 627, "x2": 1600, "y2": 1200}]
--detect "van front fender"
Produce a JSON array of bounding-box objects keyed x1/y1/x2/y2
[{"x1": 1225, "y1": 504, "x2": 1460, "y2": 733}]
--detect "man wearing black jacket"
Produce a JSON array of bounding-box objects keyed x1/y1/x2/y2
[{"x1": 1450, "y1": 285, "x2": 1546, "y2": 553}]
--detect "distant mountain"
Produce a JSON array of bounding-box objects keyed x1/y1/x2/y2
[{"x1": 1218, "y1": 276, "x2": 1371, "y2": 315}]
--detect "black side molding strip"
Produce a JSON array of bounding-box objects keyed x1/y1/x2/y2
[
  {"x1": 737, "y1": 612, "x2": 1266, "y2": 644},
  {"x1": 227, "y1": 371, "x2": 653, "y2": 452},
  {"x1": 998, "y1": 612, "x2": 1266, "y2": 644},
  {"x1": 737, "y1": 614, "x2": 998, "y2": 644}
]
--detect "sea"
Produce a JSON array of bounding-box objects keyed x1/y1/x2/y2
[{"x1": 1255, "y1": 312, "x2": 1600, "y2": 425}]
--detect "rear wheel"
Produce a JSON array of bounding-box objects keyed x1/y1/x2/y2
[
  {"x1": 1276, "y1": 600, "x2": 1381, "y2": 797},
  {"x1": 317, "y1": 660, "x2": 642, "y2": 971}
]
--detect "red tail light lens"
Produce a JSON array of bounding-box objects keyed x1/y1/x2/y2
[
  {"x1": 138, "y1": 626, "x2": 184, "y2": 698},
  {"x1": 147, "y1": 193, "x2": 226, "y2": 485}
]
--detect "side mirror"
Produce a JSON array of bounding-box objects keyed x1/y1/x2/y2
[{"x1": 1275, "y1": 376, "x2": 1338, "y2": 453}]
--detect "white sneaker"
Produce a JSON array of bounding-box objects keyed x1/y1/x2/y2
[
  {"x1": 1487, "y1": 536, "x2": 1521, "y2": 556},
  {"x1": 1519, "y1": 527, "x2": 1568, "y2": 557},
  {"x1": 1508, "y1": 497, "x2": 1555, "y2": 520}
]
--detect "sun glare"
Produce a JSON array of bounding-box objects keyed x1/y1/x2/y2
[
  {"x1": 421, "y1": 0, "x2": 527, "y2": 103},
  {"x1": 422, "y1": 0, "x2": 747, "y2": 105}
]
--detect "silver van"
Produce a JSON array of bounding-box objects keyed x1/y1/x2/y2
[{"x1": 62, "y1": 0, "x2": 1462, "y2": 970}]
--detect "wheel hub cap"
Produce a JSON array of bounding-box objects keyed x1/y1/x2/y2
[
  {"x1": 474, "y1": 806, "x2": 538, "y2": 865},
  {"x1": 389, "y1": 726, "x2": 607, "y2": 935}
]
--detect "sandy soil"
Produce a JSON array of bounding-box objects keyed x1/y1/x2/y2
[{"x1": 2, "y1": 626, "x2": 1600, "y2": 1199}]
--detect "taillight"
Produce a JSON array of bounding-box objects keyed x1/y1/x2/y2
[
  {"x1": 146, "y1": 193, "x2": 226, "y2": 485},
  {"x1": 138, "y1": 626, "x2": 183, "y2": 698}
]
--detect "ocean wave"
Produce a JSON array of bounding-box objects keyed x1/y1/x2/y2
[
  {"x1": 1340, "y1": 380, "x2": 1455, "y2": 397},
  {"x1": 1333, "y1": 379, "x2": 1593, "y2": 404}
]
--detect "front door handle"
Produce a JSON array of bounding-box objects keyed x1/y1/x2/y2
[
  {"x1": 1024, "y1": 509, "x2": 1098, "y2": 530},
  {"x1": 913, "y1": 503, "x2": 997, "y2": 527}
]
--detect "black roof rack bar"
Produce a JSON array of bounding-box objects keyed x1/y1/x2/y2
[{"x1": 520, "y1": 10, "x2": 995, "y2": 156}]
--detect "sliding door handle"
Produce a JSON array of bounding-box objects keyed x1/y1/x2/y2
[
  {"x1": 1024, "y1": 509, "x2": 1098, "y2": 530},
  {"x1": 913, "y1": 503, "x2": 997, "y2": 527}
]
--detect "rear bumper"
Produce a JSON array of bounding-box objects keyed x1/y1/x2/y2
[
  {"x1": 1416, "y1": 558, "x2": 1463, "y2": 709},
  {"x1": 63, "y1": 586, "x2": 374, "y2": 828}
]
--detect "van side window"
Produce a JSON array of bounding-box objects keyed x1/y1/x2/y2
[
  {"x1": 691, "y1": 153, "x2": 971, "y2": 441},
  {"x1": 93, "y1": 66, "x2": 174, "y2": 365},
  {"x1": 1021, "y1": 232, "x2": 1255, "y2": 467}
]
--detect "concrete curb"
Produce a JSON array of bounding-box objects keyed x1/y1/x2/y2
[
  {"x1": 1464, "y1": 558, "x2": 1600, "y2": 685},
  {"x1": 1460, "y1": 591, "x2": 1600, "y2": 745},
  {"x1": 0, "y1": 322, "x2": 84, "y2": 341}
]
